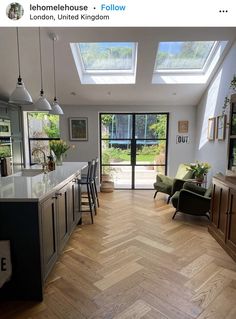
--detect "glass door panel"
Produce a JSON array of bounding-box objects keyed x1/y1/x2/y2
[
  {"x1": 110, "y1": 165, "x2": 132, "y2": 189},
  {"x1": 135, "y1": 140, "x2": 166, "y2": 165},
  {"x1": 101, "y1": 114, "x2": 132, "y2": 139},
  {"x1": 102, "y1": 140, "x2": 131, "y2": 165},
  {"x1": 135, "y1": 114, "x2": 167, "y2": 139}
]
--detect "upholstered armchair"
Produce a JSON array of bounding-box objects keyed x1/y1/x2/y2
[
  {"x1": 153, "y1": 164, "x2": 194, "y2": 203},
  {"x1": 171, "y1": 181, "x2": 212, "y2": 219}
]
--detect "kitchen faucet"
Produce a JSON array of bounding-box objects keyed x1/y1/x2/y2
[{"x1": 32, "y1": 148, "x2": 48, "y2": 173}]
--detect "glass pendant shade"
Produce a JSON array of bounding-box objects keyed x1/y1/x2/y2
[
  {"x1": 34, "y1": 90, "x2": 51, "y2": 111},
  {"x1": 9, "y1": 77, "x2": 33, "y2": 105},
  {"x1": 50, "y1": 98, "x2": 64, "y2": 115}
]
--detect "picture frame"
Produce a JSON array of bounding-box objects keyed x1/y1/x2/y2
[
  {"x1": 216, "y1": 115, "x2": 226, "y2": 141},
  {"x1": 207, "y1": 117, "x2": 216, "y2": 141},
  {"x1": 69, "y1": 117, "x2": 88, "y2": 141},
  {"x1": 178, "y1": 120, "x2": 189, "y2": 133}
]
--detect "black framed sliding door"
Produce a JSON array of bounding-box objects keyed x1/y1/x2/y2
[{"x1": 100, "y1": 113, "x2": 169, "y2": 189}]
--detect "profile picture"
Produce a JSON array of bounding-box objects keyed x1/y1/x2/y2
[{"x1": 6, "y1": 2, "x2": 24, "y2": 20}]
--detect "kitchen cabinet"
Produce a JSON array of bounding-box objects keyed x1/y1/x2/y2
[
  {"x1": 226, "y1": 188, "x2": 236, "y2": 254},
  {"x1": 40, "y1": 196, "x2": 58, "y2": 279},
  {"x1": 209, "y1": 175, "x2": 236, "y2": 262},
  {"x1": 0, "y1": 163, "x2": 86, "y2": 300}
]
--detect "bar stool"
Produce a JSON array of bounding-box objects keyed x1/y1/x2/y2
[
  {"x1": 77, "y1": 160, "x2": 96, "y2": 223},
  {"x1": 92, "y1": 157, "x2": 100, "y2": 208}
]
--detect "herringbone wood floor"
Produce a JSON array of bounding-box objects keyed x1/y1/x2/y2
[{"x1": 1, "y1": 190, "x2": 236, "y2": 319}]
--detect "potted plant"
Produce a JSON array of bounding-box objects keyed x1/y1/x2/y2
[
  {"x1": 100, "y1": 166, "x2": 115, "y2": 192},
  {"x1": 49, "y1": 140, "x2": 70, "y2": 166},
  {"x1": 187, "y1": 161, "x2": 211, "y2": 182}
]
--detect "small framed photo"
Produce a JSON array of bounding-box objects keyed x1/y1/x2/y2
[
  {"x1": 216, "y1": 115, "x2": 226, "y2": 141},
  {"x1": 69, "y1": 117, "x2": 88, "y2": 141},
  {"x1": 178, "y1": 120, "x2": 189, "y2": 133},
  {"x1": 208, "y1": 117, "x2": 216, "y2": 141}
]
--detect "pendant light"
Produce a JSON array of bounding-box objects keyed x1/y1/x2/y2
[
  {"x1": 50, "y1": 34, "x2": 63, "y2": 115},
  {"x1": 9, "y1": 28, "x2": 33, "y2": 105},
  {"x1": 34, "y1": 28, "x2": 51, "y2": 111}
]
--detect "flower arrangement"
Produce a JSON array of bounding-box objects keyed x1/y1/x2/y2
[
  {"x1": 49, "y1": 140, "x2": 70, "y2": 157},
  {"x1": 187, "y1": 161, "x2": 211, "y2": 180}
]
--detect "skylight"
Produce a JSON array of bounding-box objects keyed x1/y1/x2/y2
[
  {"x1": 155, "y1": 41, "x2": 216, "y2": 71},
  {"x1": 152, "y1": 40, "x2": 228, "y2": 84},
  {"x1": 70, "y1": 42, "x2": 137, "y2": 84},
  {"x1": 79, "y1": 42, "x2": 135, "y2": 71}
]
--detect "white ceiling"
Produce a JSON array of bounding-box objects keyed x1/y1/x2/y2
[{"x1": 0, "y1": 27, "x2": 235, "y2": 107}]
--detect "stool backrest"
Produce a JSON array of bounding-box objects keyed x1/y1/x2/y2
[
  {"x1": 89, "y1": 159, "x2": 96, "y2": 181},
  {"x1": 93, "y1": 157, "x2": 99, "y2": 180}
]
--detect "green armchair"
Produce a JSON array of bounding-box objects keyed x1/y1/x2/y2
[
  {"x1": 153, "y1": 164, "x2": 194, "y2": 203},
  {"x1": 171, "y1": 182, "x2": 212, "y2": 219}
]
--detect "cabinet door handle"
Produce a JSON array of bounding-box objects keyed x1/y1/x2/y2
[
  {"x1": 55, "y1": 192, "x2": 62, "y2": 196},
  {"x1": 52, "y1": 196, "x2": 57, "y2": 199}
]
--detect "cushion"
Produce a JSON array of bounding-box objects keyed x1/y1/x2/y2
[{"x1": 175, "y1": 164, "x2": 193, "y2": 180}]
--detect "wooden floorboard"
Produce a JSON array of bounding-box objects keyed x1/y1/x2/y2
[{"x1": 1, "y1": 190, "x2": 236, "y2": 319}]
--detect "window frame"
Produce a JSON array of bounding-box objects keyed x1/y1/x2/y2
[{"x1": 27, "y1": 112, "x2": 60, "y2": 165}]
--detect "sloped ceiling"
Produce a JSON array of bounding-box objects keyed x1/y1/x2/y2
[{"x1": 0, "y1": 27, "x2": 235, "y2": 107}]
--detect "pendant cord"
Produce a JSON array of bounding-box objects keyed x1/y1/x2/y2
[
  {"x1": 16, "y1": 27, "x2": 21, "y2": 79},
  {"x1": 38, "y1": 27, "x2": 44, "y2": 93},
  {"x1": 53, "y1": 38, "x2": 57, "y2": 100}
]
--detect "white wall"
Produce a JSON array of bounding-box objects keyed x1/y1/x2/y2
[
  {"x1": 60, "y1": 105, "x2": 196, "y2": 177},
  {"x1": 195, "y1": 41, "x2": 236, "y2": 183}
]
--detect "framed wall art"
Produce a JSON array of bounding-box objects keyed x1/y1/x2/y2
[
  {"x1": 216, "y1": 115, "x2": 226, "y2": 141},
  {"x1": 178, "y1": 120, "x2": 189, "y2": 133},
  {"x1": 207, "y1": 117, "x2": 216, "y2": 141},
  {"x1": 69, "y1": 117, "x2": 88, "y2": 141}
]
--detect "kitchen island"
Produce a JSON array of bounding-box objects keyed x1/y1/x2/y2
[{"x1": 0, "y1": 162, "x2": 87, "y2": 301}]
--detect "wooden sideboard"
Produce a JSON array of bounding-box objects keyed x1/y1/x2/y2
[{"x1": 209, "y1": 174, "x2": 236, "y2": 262}]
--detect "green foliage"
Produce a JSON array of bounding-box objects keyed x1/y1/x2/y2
[
  {"x1": 0, "y1": 146, "x2": 11, "y2": 158},
  {"x1": 101, "y1": 115, "x2": 113, "y2": 126},
  {"x1": 49, "y1": 140, "x2": 70, "y2": 157},
  {"x1": 43, "y1": 119, "x2": 60, "y2": 138},
  {"x1": 149, "y1": 116, "x2": 167, "y2": 138},
  {"x1": 187, "y1": 161, "x2": 211, "y2": 178},
  {"x1": 80, "y1": 43, "x2": 132, "y2": 69},
  {"x1": 28, "y1": 112, "x2": 60, "y2": 138}
]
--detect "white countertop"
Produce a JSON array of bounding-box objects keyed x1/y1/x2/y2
[{"x1": 0, "y1": 162, "x2": 87, "y2": 202}]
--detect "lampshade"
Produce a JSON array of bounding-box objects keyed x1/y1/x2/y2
[
  {"x1": 50, "y1": 98, "x2": 64, "y2": 115},
  {"x1": 9, "y1": 78, "x2": 33, "y2": 105},
  {"x1": 9, "y1": 28, "x2": 33, "y2": 105},
  {"x1": 34, "y1": 92, "x2": 52, "y2": 111}
]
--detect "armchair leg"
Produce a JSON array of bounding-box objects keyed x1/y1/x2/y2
[
  {"x1": 167, "y1": 195, "x2": 171, "y2": 204},
  {"x1": 153, "y1": 190, "x2": 158, "y2": 199},
  {"x1": 172, "y1": 210, "x2": 178, "y2": 219}
]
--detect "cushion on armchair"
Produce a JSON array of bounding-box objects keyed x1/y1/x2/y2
[
  {"x1": 153, "y1": 163, "x2": 194, "y2": 201},
  {"x1": 175, "y1": 164, "x2": 193, "y2": 180}
]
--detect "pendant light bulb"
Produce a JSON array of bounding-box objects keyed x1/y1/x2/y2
[
  {"x1": 34, "y1": 28, "x2": 51, "y2": 111},
  {"x1": 9, "y1": 28, "x2": 33, "y2": 105}
]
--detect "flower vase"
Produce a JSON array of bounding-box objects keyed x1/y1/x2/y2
[{"x1": 55, "y1": 154, "x2": 63, "y2": 166}]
